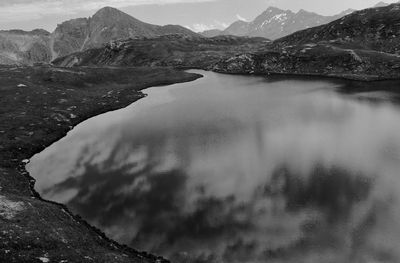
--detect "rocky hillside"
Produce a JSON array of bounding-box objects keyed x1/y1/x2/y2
[
  {"x1": 54, "y1": 3, "x2": 400, "y2": 81},
  {"x1": 52, "y1": 35, "x2": 269, "y2": 68},
  {"x1": 214, "y1": 3, "x2": 400, "y2": 80},
  {"x1": 0, "y1": 30, "x2": 52, "y2": 65},
  {"x1": 0, "y1": 6, "x2": 199, "y2": 64},
  {"x1": 220, "y1": 7, "x2": 355, "y2": 40},
  {"x1": 274, "y1": 3, "x2": 400, "y2": 54},
  {"x1": 214, "y1": 44, "x2": 400, "y2": 80},
  {"x1": 51, "y1": 6, "x2": 199, "y2": 59},
  {"x1": 200, "y1": 29, "x2": 223, "y2": 38}
]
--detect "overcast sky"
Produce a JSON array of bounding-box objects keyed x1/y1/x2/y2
[{"x1": 0, "y1": 0, "x2": 398, "y2": 32}]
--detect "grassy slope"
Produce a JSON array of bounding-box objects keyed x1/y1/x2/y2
[
  {"x1": 273, "y1": 4, "x2": 400, "y2": 54},
  {"x1": 52, "y1": 36, "x2": 269, "y2": 68}
]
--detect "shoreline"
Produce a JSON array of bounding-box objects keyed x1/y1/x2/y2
[
  {"x1": 211, "y1": 68, "x2": 400, "y2": 82},
  {"x1": 0, "y1": 66, "x2": 202, "y2": 263},
  {"x1": 2, "y1": 65, "x2": 399, "y2": 262}
]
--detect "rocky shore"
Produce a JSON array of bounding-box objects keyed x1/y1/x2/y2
[
  {"x1": 0, "y1": 65, "x2": 201, "y2": 263},
  {"x1": 213, "y1": 43, "x2": 400, "y2": 81}
]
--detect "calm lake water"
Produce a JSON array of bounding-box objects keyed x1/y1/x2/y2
[{"x1": 28, "y1": 70, "x2": 400, "y2": 263}]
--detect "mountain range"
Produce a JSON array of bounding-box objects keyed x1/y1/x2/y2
[
  {"x1": 273, "y1": 3, "x2": 400, "y2": 54},
  {"x1": 199, "y1": 2, "x2": 395, "y2": 40},
  {"x1": 51, "y1": 7, "x2": 199, "y2": 59},
  {"x1": 0, "y1": 2, "x2": 397, "y2": 69},
  {"x1": 201, "y1": 6, "x2": 356, "y2": 40},
  {"x1": 54, "y1": 3, "x2": 400, "y2": 81},
  {"x1": 214, "y1": 3, "x2": 400, "y2": 80},
  {"x1": 0, "y1": 7, "x2": 198, "y2": 65}
]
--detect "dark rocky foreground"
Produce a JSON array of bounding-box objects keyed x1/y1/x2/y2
[{"x1": 0, "y1": 65, "x2": 201, "y2": 263}]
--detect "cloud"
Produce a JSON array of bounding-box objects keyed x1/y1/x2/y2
[
  {"x1": 236, "y1": 13, "x2": 248, "y2": 21},
  {"x1": 0, "y1": 0, "x2": 216, "y2": 23}
]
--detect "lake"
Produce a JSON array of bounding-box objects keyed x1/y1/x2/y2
[{"x1": 27, "y1": 70, "x2": 400, "y2": 263}]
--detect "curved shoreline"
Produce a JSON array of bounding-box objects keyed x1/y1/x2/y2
[
  {"x1": 4, "y1": 65, "x2": 399, "y2": 262},
  {"x1": 0, "y1": 66, "x2": 202, "y2": 263}
]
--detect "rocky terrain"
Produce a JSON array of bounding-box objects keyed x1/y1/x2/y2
[
  {"x1": 51, "y1": 7, "x2": 199, "y2": 59},
  {"x1": 54, "y1": 3, "x2": 400, "y2": 81},
  {"x1": 0, "y1": 65, "x2": 201, "y2": 263},
  {"x1": 209, "y1": 6, "x2": 355, "y2": 40},
  {"x1": 214, "y1": 44, "x2": 400, "y2": 80},
  {"x1": 53, "y1": 35, "x2": 269, "y2": 68},
  {"x1": 214, "y1": 3, "x2": 400, "y2": 80},
  {"x1": 0, "y1": 30, "x2": 52, "y2": 65},
  {"x1": 0, "y1": 7, "x2": 199, "y2": 65},
  {"x1": 274, "y1": 3, "x2": 400, "y2": 54}
]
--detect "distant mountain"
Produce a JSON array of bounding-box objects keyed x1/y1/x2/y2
[
  {"x1": 213, "y1": 2, "x2": 400, "y2": 80},
  {"x1": 220, "y1": 7, "x2": 356, "y2": 40},
  {"x1": 51, "y1": 6, "x2": 199, "y2": 59},
  {"x1": 374, "y1": 1, "x2": 389, "y2": 7},
  {"x1": 53, "y1": 2, "x2": 400, "y2": 81},
  {"x1": 333, "y1": 8, "x2": 357, "y2": 19},
  {"x1": 0, "y1": 6, "x2": 199, "y2": 64},
  {"x1": 0, "y1": 29, "x2": 52, "y2": 65},
  {"x1": 200, "y1": 29, "x2": 223, "y2": 38},
  {"x1": 273, "y1": 3, "x2": 400, "y2": 54},
  {"x1": 221, "y1": 20, "x2": 250, "y2": 37}
]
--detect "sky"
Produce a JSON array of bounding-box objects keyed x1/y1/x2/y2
[{"x1": 0, "y1": 0, "x2": 398, "y2": 32}]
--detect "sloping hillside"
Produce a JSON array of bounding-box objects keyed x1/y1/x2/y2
[
  {"x1": 274, "y1": 3, "x2": 400, "y2": 54},
  {"x1": 200, "y1": 29, "x2": 224, "y2": 38},
  {"x1": 0, "y1": 6, "x2": 199, "y2": 64},
  {"x1": 52, "y1": 35, "x2": 268, "y2": 68},
  {"x1": 214, "y1": 43, "x2": 400, "y2": 80},
  {"x1": 214, "y1": 3, "x2": 400, "y2": 80},
  {"x1": 0, "y1": 30, "x2": 52, "y2": 65},
  {"x1": 51, "y1": 6, "x2": 199, "y2": 59}
]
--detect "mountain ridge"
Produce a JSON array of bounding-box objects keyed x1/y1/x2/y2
[
  {"x1": 210, "y1": 6, "x2": 356, "y2": 40},
  {"x1": 55, "y1": 3, "x2": 400, "y2": 81},
  {"x1": 51, "y1": 6, "x2": 199, "y2": 59},
  {"x1": 273, "y1": 2, "x2": 400, "y2": 54},
  {"x1": 0, "y1": 6, "x2": 199, "y2": 65}
]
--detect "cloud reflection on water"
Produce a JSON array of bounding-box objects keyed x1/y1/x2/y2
[{"x1": 28, "y1": 71, "x2": 400, "y2": 262}]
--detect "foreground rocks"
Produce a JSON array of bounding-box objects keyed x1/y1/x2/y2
[{"x1": 0, "y1": 65, "x2": 201, "y2": 262}]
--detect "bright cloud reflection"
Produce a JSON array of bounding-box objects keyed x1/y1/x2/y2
[{"x1": 28, "y1": 70, "x2": 400, "y2": 262}]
